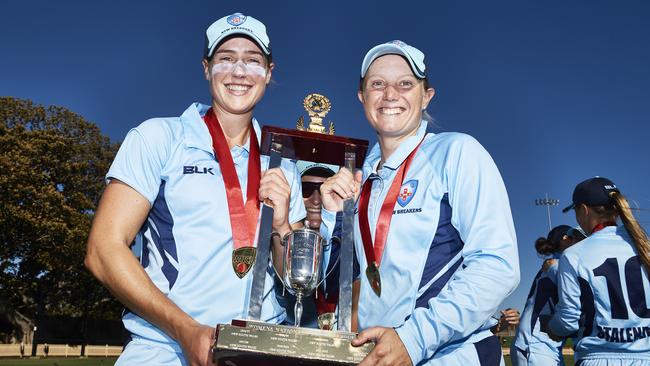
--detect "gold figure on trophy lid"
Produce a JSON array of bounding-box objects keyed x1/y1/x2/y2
[{"x1": 296, "y1": 93, "x2": 335, "y2": 135}]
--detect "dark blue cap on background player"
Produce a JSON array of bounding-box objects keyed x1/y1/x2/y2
[
  {"x1": 562, "y1": 177, "x2": 620, "y2": 212},
  {"x1": 547, "y1": 225, "x2": 573, "y2": 243}
]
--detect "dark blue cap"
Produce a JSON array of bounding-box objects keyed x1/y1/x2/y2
[
  {"x1": 562, "y1": 177, "x2": 619, "y2": 213},
  {"x1": 547, "y1": 225, "x2": 572, "y2": 244}
]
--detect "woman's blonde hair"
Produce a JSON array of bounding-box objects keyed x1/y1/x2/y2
[{"x1": 595, "y1": 192, "x2": 650, "y2": 274}]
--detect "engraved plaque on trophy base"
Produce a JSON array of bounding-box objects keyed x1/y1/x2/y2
[{"x1": 213, "y1": 320, "x2": 373, "y2": 366}]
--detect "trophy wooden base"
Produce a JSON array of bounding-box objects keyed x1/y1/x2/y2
[{"x1": 213, "y1": 320, "x2": 373, "y2": 366}]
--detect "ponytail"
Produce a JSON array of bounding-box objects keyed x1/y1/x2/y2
[
  {"x1": 535, "y1": 237, "x2": 559, "y2": 256},
  {"x1": 611, "y1": 191, "x2": 650, "y2": 274}
]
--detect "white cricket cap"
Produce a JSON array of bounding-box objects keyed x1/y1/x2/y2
[
  {"x1": 360, "y1": 40, "x2": 426, "y2": 78},
  {"x1": 204, "y1": 12, "x2": 271, "y2": 58}
]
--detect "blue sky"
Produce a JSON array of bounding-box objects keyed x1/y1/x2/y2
[{"x1": 2, "y1": 0, "x2": 649, "y2": 312}]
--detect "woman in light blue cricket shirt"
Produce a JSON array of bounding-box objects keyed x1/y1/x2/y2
[
  {"x1": 85, "y1": 12, "x2": 305, "y2": 366},
  {"x1": 549, "y1": 177, "x2": 650, "y2": 366},
  {"x1": 511, "y1": 224, "x2": 584, "y2": 366},
  {"x1": 319, "y1": 40, "x2": 520, "y2": 365}
]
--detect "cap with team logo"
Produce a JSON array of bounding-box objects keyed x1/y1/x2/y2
[
  {"x1": 204, "y1": 12, "x2": 271, "y2": 58},
  {"x1": 295, "y1": 161, "x2": 339, "y2": 177},
  {"x1": 562, "y1": 177, "x2": 620, "y2": 212},
  {"x1": 361, "y1": 40, "x2": 426, "y2": 79}
]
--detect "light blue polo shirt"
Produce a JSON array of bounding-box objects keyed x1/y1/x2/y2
[
  {"x1": 322, "y1": 121, "x2": 519, "y2": 365},
  {"x1": 107, "y1": 102, "x2": 306, "y2": 347}
]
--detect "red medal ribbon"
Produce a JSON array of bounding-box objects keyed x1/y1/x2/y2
[
  {"x1": 591, "y1": 221, "x2": 617, "y2": 234},
  {"x1": 203, "y1": 108, "x2": 261, "y2": 250},
  {"x1": 315, "y1": 288, "x2": 338, "y2": 314},
  {"x1": 358, "y1": 138, "x2": 424, "y2": 267}
]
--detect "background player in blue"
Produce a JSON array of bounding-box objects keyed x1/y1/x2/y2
[
  {"x1": 319, "y1": 40, "x2": 519, "y2": 365},
  {"x1": 549, "y1": 177, "x2": 650, "y2": 365},
  {"x1": 84, "y1": 13, "x2": 306, "y2": 366},
  {"x1": 511, "y1": 225, "x2": 585, "y2": 366},
  {"x1": 299, "y1": 163, "x2": 344, "y2": 330},
  {"x1": 274, "y1": 162, "x2": 338, "y2": 329}
]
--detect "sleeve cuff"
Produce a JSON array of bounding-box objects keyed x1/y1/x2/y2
[
  {"x1": 105, "y1": 173, "x2": 156, "y2": 206},
  {"x1": 395, "y1": 322, "x2": 425, "y2": 365}
]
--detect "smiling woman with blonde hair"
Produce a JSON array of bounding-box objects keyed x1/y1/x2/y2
[{"x1": 319, "y1": 40, "x2": 519, "y2": 365}]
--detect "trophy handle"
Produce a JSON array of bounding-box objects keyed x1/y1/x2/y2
[{"x1": 247, "y1": 141, "x2": 283, "y2": 320}]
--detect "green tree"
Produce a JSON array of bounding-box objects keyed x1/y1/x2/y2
[{"x1": 0, "y1": 97, "x2": 121, "y2": 342}]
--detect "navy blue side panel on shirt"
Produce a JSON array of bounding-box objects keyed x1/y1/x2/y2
[
  {"x1": 530, "y1": 277, "x2": 558, "y2": 333},
  {"x1": 526, "y1": 270, "x2": 543, "y2": 300},
  {"x1": 578, "y1": 277, "x2": 596, "y2": 338},
  {"x1": 415, "y1": 258, "x2": 463, "y2": 308},
  {"x1": 415, "y1": 194, "x2": 464, "y2": 308},
  {"x1": 144, "y1": 180, "x2": 179, "y2": 289},
  {"x1": 474, "y1": 335, "x2": 502, "y2": 366},
  {"x1": 324, "y1": 237, "x2": 340, "y2": 299},
  {"x1": 140, "y1": 232, "x2": 150, "y2": 268}
]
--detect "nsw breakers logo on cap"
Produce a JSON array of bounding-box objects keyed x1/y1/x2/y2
[
  {"x1": 389, "y1": 40, "x2": 406, "y2": 47},
  {"x1": 227, "y1": 13, "x2": 247, "y2": 26},
  {"x1": 397, "y1": 180, "x2": 418, "y2": 207}
]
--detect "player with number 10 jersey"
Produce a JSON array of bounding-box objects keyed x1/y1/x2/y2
[{"x1": 550, "y1": 177, "x2": 650, "y2": 365}]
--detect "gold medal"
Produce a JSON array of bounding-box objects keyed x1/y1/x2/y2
[
  {"x1": 232, "y1": 247, "x2": 256, "y2": 278},
  {"x1": 317, "y1": 312, "x2": 336, "y2": 330},
  {"x1": 365, "y1": 261, "x2": 381, "y2": 297}
]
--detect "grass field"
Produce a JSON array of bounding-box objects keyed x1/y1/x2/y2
[{"x1": 0, "y1": 358, "x2": 117, "y2": 366}]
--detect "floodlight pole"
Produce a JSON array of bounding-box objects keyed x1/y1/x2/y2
[{"x1": 535, "y1": 193, "x2": 560, "y2": 231}]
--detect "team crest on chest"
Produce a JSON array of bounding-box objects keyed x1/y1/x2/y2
[{"x1": 397, "y1": 179, "x2": 418, "y2": 207}]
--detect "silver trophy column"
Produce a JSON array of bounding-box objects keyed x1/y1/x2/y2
[
  {"x1": 337, "y1": 150, "x2": 356, "y2": 332},
  {"x1": 247, "y1": 142, "x2": 282, "y2": 320}
]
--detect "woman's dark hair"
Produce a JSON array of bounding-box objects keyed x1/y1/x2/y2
[
  {"x1": 535, "y1": 224, "x2": 572, "y2": 255},
  {"x1": 535, "y1": 237, "x2": 560, "y2": 256}
]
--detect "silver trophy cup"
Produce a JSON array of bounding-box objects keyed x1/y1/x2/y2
[{"x1": 282, "y1": 227, "x2": 325, "y2": 327}]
